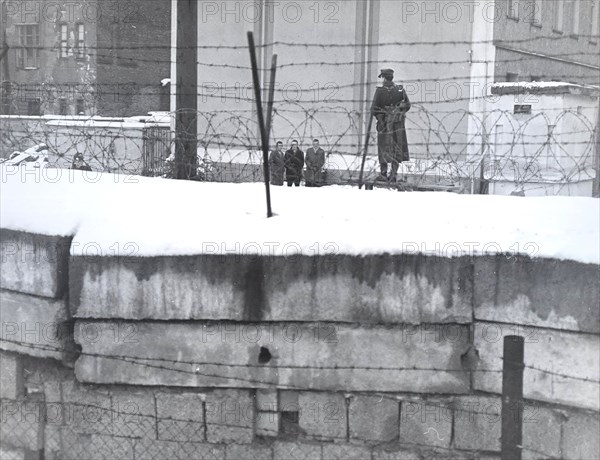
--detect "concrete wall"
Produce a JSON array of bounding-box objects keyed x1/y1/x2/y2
[
  {"x1": 0, "y1": 115, "x2": 159, "y2": 174},
  {"x1": 1, "y1": 228, "x2": 598, "y2": 459},
  {"x1": 483, "y1": 88, "x2": 599, "y2": 194}
]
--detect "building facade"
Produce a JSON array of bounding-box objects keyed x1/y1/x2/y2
[
  {"x1": 0, "y1": 0, "x2": 170, "y2": 117},
  {"x1": 494, "y1": 0, "x2": 599, "y2": 86},
  {"x1": 0, "y1": 0, "x2": 97, "y2": 115}
]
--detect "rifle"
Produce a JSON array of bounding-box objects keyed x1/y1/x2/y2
[{"x1": 358, "y1": 114, "x2": 374, "y2": 190}]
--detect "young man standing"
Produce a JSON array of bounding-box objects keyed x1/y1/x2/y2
[
  {"x1": 269, "y1": 141, "x2": 285, "y2": 186},
  {"x1": 284, "y1": 140, "x2": 304, "y2": 187},
  {"x1": 304, "y1": 139, "x2": 325, "y2": 187}
]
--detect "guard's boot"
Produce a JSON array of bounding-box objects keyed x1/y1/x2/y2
[{"x1": 376, "y1": 165, "x2": 388, "y2": 181}]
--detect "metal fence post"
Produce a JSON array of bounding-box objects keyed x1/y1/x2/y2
[{"x1": 501, "y1": 335, "x2": 525, "y2": 460}]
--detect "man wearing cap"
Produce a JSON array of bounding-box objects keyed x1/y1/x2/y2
[
  {"x1": 71, "y1": 153, "x2": 92, "y2": 171},
  {"x1": 371, "y1": 68, "x2": 411, "y2": 182}
]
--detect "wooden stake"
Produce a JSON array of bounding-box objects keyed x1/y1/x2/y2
[{"x1": 247, "y1": 32, "x2": 273, "y2": 218}]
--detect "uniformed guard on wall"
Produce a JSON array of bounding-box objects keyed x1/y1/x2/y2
[{"x1": 370, "y1": 68, "x2": 411, "y2": 182}]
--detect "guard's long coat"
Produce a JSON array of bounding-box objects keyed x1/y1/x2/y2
[{"x1": 370, "y1": 81, "x2": 411, "y2": 163}]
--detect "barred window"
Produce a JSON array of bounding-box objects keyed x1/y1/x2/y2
[{"x1": 16, "y1": 25, "x2": 39, "y2": 69}]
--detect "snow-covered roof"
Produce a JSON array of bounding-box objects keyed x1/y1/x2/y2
[
  {"x1": 491, "y1": 81, "x2": 600, "y2": 96},
  {"x1": 1, "y1": 113, "x2": 171, "y2": 128},
  {"x1": 1, "y1": 168, "x2": 597, "y2": 264}
]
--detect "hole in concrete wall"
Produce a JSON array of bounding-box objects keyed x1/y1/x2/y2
[
  {"x1": 258, "y1": 346, "x2": 272, "y2": 364},
  {"x1": 281, "y1": 411, "x2": 300, "y2": 435}
]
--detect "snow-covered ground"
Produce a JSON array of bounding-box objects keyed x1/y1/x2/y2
[{"x1": 1, "y1": 166, "x2": 598, "y2": 264}]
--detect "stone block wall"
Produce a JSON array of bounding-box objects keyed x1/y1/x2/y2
[{"x1": 1, "y1": 229, "x2": 598, "y2": 459}]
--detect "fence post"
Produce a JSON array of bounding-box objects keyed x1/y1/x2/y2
[
  {"x1": 175, "y1": 0, "x2": 198, "y2": 179},
  {"x1": 247, "y1": 32, "x2": 273, "y2": 218},
  {"x1": 501, "y1": 335, "x2": 524, "y2": 460}
]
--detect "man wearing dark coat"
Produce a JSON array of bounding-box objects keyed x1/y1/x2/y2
[
  {"x1": 284, "y1": 140, "x2": 304, "y2": 187},
  {"x1": 71, "y1": 152, "x2": 92, "y2": 171},
  {"x1": 269, "y1": 141, "x2": 285, "y2": 186},
  {"x1": 371, "y1": 68, "x2": 411, "y2": 182},
  {"x1": 304, "y1": 139, "x2": 325, "y2": 187}
]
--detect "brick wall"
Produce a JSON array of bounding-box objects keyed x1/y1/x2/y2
[{"x1": 1, "y1": 229, "x2": 598, "y2": 459}]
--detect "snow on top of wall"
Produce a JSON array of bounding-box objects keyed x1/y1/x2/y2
[
  {"x1": 492, "y1": 81, "x2": 587, "y2": 88},
  {"x1": 1, "y1": 167, "x2": 598, "y2": 263},
  {"x1": 491, "y1": 81, "x2": 600, "y2": 96}
]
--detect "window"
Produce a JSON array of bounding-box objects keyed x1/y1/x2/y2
[
  {"x1": 532, "y1": 0, "x2": 542, "y2": 26},
  {"x1": 76, "y1": 98, "x2": 84, "y2": 115},
  {"x1": 27, "y1": 98, "x2": 41, "y2": 116},
  {"x1": 59, "y1": 24, "x2": 68, "y2": 58},
  {"x1": 591, "y1": 2, "x2": 599, "y2": 44},
  {"x1": 508, "y1": 0, "x2": 519, "y2": 19},
  {"x1": 75, "y1": 23, "x2": 85, "y2": 59},
  {"x1": 506, "y1": 72, "x2": 519, "y2": 82},
  {"x1": 553, "y1": 0, "x2": 564, "y2": 32},
  {"x1": 1, "y1": 94, "x2": 11, "y2": 115},
  {"x1": 571, "y1": 0, "x2": 580, "y2": 37},
  {"x1": 59, "y1": 98, "x2": 68, "y2": 115},
  {"x1": 16, "y1": 25, "x2": 39, "y2": 69}
]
